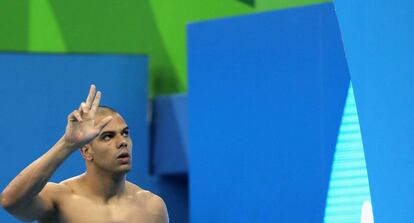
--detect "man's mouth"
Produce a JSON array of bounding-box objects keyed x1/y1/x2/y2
[{"x1": 117, "y1": 152, "x2": 131, "y2": 163}]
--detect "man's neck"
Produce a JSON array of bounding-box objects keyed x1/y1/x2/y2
[{"x1": 82, "y1": 168, "x2": 127, "y2": 204}]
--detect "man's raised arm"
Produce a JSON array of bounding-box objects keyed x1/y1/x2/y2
[{"x1": 0, "y1": 85, "x2": 112, "y2": 221}]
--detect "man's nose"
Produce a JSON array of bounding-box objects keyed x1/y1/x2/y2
[{"x1": 117, "y1": 137, "x2": 128, "y2": 149}]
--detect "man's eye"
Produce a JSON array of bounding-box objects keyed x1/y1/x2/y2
[
  {"x1": 122, "y1": 131, "x2": 129, "y2": 137},
  {"x1": 102, "y1": 135, "x2": 112, "y2": 141}
]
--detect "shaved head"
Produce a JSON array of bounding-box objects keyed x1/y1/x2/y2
[
  {"x1": 96, "y1": 105, "x2": 118, "y2": 117},
  {"x1": 94, "y1": 105, "x2": 122, "y2": 126}
]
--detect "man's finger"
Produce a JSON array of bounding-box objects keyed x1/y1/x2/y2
[
  {"x1": 73, "y1": 111, "x2": 83, "y2": 122},
  {"x1": 78, "y1": 102, "x2": 84, "y2": 115},
  {"x1": 68, "y1": 110, "x2": 83, "y2": 122},
  {"x1": 90, "y1": 91, "x2": 101, "y2": 113},
  {"x1": 95, "y1": 116, "x2": 113, "y2": 132},
  {"x1": 85, "y1": 84, "x2": 96, "y2": 109},
  {"x1": 80, "y1": 102, "x2": 89, "y2": 114}
]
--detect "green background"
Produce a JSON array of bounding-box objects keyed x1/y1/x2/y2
[{"x1": 0, "y1": 0, "x2": 329, "y2": 96}]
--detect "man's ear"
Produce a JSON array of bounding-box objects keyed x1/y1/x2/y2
[{"x1": 80, "y1": 144, "x2": 93, "y2": 161}]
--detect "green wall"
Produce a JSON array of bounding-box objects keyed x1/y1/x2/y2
[{"x1": 0, "y1": 0, "x2": 329, "y2": 96}]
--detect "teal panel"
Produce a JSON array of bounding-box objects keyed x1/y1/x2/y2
[{"x1": 324, "y1": 82, "x2": 373, "y2": 223}]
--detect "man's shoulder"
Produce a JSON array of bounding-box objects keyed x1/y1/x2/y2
[
  {"x1": 43, "y1": 175, "x2": 81, "y2": 196},
  {"x1": 40, "y1": 180, "x2": 73, "y2": 203},
  {"x1": 44, "y1": 181, "x2": 72, "y2": 194},
  {"x1": 126, "y1": 181, "x2": 166, "y2": 209},
  {"x1": 126, "y1": 181, "x2": 152, "y2": 199},
  {"x1": 59, "y1": 175, "x2": 84, "y2": 191}
]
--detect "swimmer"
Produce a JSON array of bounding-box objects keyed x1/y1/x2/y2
[{"x1": 0, "y1": 85, "x2": 169, "y2": 223}]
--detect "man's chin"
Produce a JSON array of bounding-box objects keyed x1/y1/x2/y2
[{"x1": 116, "y1": 165, "x2": 132, "y2": 174}]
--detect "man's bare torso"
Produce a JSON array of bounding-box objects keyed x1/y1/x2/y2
[{"x1": 39, "y1": 176, "x2": 163, "y2": 223}]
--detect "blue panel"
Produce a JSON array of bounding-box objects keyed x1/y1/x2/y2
[
  {"x1": 151, "y1": 94, "x2": 188, "y2": 175},
  {"x1": 334, "y1": 1, "x2": 414, "y2": 222},
  {"x1": 0, "y1": 53, "x2": 148, "y2": 222},
  {"x1": 188, "y1": 3, "x2": 349, "y2": 222}
]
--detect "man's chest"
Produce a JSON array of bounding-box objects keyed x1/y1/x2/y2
[{"x1": 48, "y1": 195, "x2": 159, "y2": 223}]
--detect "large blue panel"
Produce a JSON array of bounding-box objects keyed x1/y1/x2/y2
[
  {"x1": 188, "y1": 3, "x2": 349, "y2": 222},
  {"x1": 151, "y1": 94, "x2": 188, "y2": 175},
  {"x1": 334, "y1": 1, "x2": 414, "y2": 222},
  {"x1": 0, "y1": 53, "x2": 148, "y2": 222},
  {"x1": 149, "y1": 94, "x2": 190, "y2": 222}
]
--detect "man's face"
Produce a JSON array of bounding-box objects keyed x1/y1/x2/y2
[{"x1": 87, "y1": 112, "x2": 133, "y2": 174}]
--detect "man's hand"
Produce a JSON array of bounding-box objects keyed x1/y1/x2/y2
[
  {"x1": 63, "y1": 85, "x2": 113, "y2": 149},
  {"x1": 1, "y1": 85, "x2": 113, "y2": 221}
]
